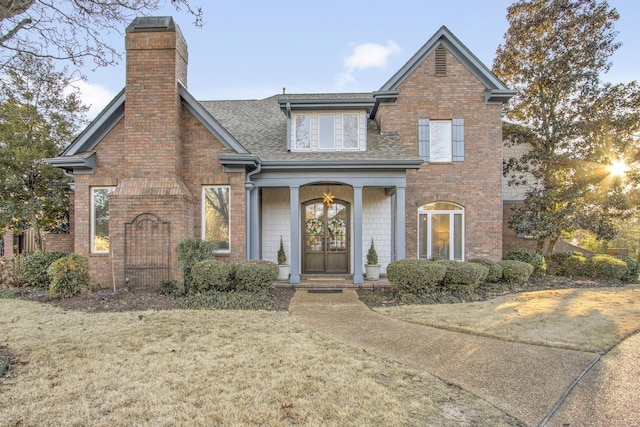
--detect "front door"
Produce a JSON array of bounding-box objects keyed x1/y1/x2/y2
[{"x1": 303, "y1": 199, "x2": 349, "y2": 274}]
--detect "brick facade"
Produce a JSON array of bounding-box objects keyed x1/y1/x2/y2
[
  {"x1": 43, "y1": 19, "x2": 516, "y2": 287},
  {"x1": 377, "y1": 47, "x2": 504, "y2": 260}
]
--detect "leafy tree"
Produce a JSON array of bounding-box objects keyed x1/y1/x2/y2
[
  {"x1": 0, "y1": 54, "x2": 87, "y2": 250},
  {"x1": 495, "y1": 0, "x2": 640, "y2": 256},
  {"x1": 0, "y1": 0, "x2": 203, "y2": 72}
]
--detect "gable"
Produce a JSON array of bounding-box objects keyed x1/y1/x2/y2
[{"x1": 379, "y1": 26, "x2": 515, "y2": 104}]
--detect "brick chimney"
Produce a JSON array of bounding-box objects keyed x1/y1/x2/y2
[
  {"x1": 109, "y1": 16, "x2": 194, "y2": 287},
  {"x1": 124, "y1": 16, "x2": 188, "y2": 177}
]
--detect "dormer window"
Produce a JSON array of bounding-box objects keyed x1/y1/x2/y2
[{"x1": 291, "y1": 111, "x2": 365, "y2": 152}]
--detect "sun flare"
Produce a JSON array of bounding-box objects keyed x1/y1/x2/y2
[{"x1": 607, "y1": 160, "x2": 630, "y2": 177}]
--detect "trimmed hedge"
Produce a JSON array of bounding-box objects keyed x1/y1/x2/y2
[
  {"x1": 468, "y1": 258, "x2": 503, "y2": 283},
  {"x1": 235, "y1": 260, "x2": 278, "y2": 293},
  {"x1": 505, "y1": 248, "x2": 546, "y2": 275},
  {"x1": 176, "y1": 238, "x2": 218, "y2": 286},
  {"x1": 386, "y1": 259, "x2": 447, "y2": 294},
  {"x1": 498, "y1": 260, "x2": 534, "y2": 286},
  {"x1": 48, "y1": 254, "x2": 90, "y2": 298},
  {"x1": 20, "y1": 251, "x2": 67, "y2": 288},
  {"x1": 587, "y1": 254, "x2": 627, "y2": 280},
  {"x1": 189, "y1": 259, "x2": 233, "y2": 293},
  {"x1": 436, "y1": 260, "x2": 488, "y2": 293},
  {"x1": 0, "y1": 257, "x2": 23, "y2": 288},
  {"x1": 620, "y1": 257, "x2": 639, "y2": 283}
]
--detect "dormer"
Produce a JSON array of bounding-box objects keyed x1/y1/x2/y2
[{"x1": 278, "y1": 95, "x2": 375, "y2": 152}]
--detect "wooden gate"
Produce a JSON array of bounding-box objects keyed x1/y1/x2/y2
[{"x1": 124, "y1": 213, "x2": 170, "y2": 288}]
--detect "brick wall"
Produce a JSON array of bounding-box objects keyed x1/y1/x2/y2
[{"x1": 377, "y1": 46, "x2": 504, "y2": 260}]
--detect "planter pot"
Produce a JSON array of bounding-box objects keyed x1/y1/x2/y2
[
  {"x1": 278, "y1": 264, "x2": 291, "y2": 281},
  {"x1": 365, "y1": 264, "x2": 381, "y2": 281}
]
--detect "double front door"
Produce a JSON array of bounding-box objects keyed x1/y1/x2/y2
[{"x1": 303, "y1": 199, "x2": 349, "y2": 274}]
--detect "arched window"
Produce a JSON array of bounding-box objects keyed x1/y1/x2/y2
[{"x1": 418, "y1": 202, "x2": 464, "y2": 260}]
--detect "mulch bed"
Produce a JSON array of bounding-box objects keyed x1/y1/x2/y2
[{"x1": 13, "y1": 286, "x2": 296, "y2": 313}]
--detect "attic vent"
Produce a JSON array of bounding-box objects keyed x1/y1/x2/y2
[{"x1": 435, "y1": 45, "x2": 446, "y2": 76}]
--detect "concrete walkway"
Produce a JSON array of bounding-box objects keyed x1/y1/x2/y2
[{"x1": 289, "y1": 289, "x2": 609, "y2": 427}]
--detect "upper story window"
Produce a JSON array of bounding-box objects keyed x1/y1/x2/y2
[
  {"x1": 292, "y1": 111, "x2": 365, "y2": 152},
  {"x1": 418, "y1": 118, "x2": 464, "y2": 163}
]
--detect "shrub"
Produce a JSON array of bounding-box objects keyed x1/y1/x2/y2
[
  {"x1": 20, "y1": 251, "x2": 67, "y2": 288},
  {"x1": 546, "y1": 253, "x2": 568, "y2": 276},
  {"x1": 0, "y1": 257, "x2": 23, "y2": 288},
  {"x1": 498, "y1": 260, "x2": 534, "y2": 286},
  {"x1": 562, "y1": 252, "x2": 588, "y2": 277},
  {"x1": 176, "y1": 238, "x2": 218, "y2": 285},
  {"x1": 159, "y1": 279, "x2": 185, "y2": 296},
  {"x1": 468, "y1": 258, "x2": 503, "y2": 283},
  {"x1": 586, "y1": 254, "x2": 627, "y2": 280},
  {"x1": 620, "y1": 257, "x2": 639, "y2": 283},
  {"x1": 48, "y1": 254, "x2": 90, "y2": 298},
  {"x1": 386, "y1": 259, "x2": 446, "y2": 294},
  {"x1": 235, "y1": 260, "x2": 278, "y2": 293},
  {"x1": 436, "y1": 260, "x2": 488, "y2": 294},
  {"x1": 189, "y1": 259, "x2": 233, "y2": 293},
  {"x1": 181, "y1": 290, "x2": 271, "y2": 310},
  {"x1": 366, "y1": 239, "x2": 378, "y2": 265},
  {"x1": 505, "y1": 248, "x2": 546, "y2": 274}
]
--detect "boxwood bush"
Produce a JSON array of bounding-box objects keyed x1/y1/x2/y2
[
  {"x1": 468, "y1": 258, "x2": 503, "y2": 283},
  {"x1": 505, "y1": 248, "x2": 546, "y2": 275},
  {"x1": 436, "y1": 260, "x2": 488, "y2": 294},
  {"x1": 562, "y1": 252, "x2": 588, "y2": 277},
  {"x1": 386, "y1": 259, "x2": 447, "y2": 294},
  {"x1": 0, "y1": 257, "x2": 24, "y2": 288},
  {"x1": 586, "y1": 254, "x2": 628, "y2": 280},
  {"x1": 498, "y1": 260, "x2": 534, "y2": 286},
  {"x1": 176, "y1": 238, "x2": 218, "y2": 286},
  {"x1": 189, "y1": 259, "x2": 233, "y2": 293},
  {"x1": 48, "y1": 254, "x2": 90, "y2": 298},
  {"x1": 620, "y1": 257, "x2": 639, "y2": 283},
  {"x1": 235, "y1": 260, "x2": 278, "y2": 293},
  {"x1": 20, "y1": 251, "x2": 67, "y2": 288}
]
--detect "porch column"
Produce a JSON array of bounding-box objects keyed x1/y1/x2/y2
[
  {"x1": 246, "y1": 185, "x2": 259, "y2": 259},
  {"x1": 353, "y1": 185, "x2": 364, "y2": 284},
  {"x1": 289, "y1": 186, "x2": 301, "y2": 284},
  {"x1": 395, "y1": 186, "x2": 406, "y2": 260}
]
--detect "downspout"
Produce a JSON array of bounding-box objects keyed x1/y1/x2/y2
[
  {"x1": 62, "y1": 169, "x2": 76, "y2": 190},
  {"x1": 245, "y1": 162, "x2": 262, "y2": 260}
]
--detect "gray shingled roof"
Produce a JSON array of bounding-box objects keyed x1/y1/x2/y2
[{"x1": 199, "y1": 94, "x2": 419, "y2": 162}]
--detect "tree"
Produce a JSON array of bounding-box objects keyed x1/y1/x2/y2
[
  {"x1": 0, "y1": 0, "x2": 203, "y2": 72},
  {"x1": 0, "y1": 53, "x2": 87, "y2": 251},
  {"x1": 494, "y1": 0, "x2": 640, "y2": 256}
]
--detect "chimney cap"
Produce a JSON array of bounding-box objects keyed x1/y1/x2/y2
[{"x1": 126, "y1": 16, "x2": 175, "y2": 33}]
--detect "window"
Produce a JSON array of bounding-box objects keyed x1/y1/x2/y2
[
  {"x1": 202, "y1": 186, "x2": 230, "y2": 252},
  {"x1": 342, "y1": 113, "x2": 358, "y2": 149},
  {"x1": 291, "y1": 112, "x2": 364, "y2": 152},
  {"x1": 319, "y1": 114, "x2": 334, "y2": 149},
  {"x1": 91, "y1": 187, "x2": 115, "y2": 253},
  {"x1": 295, "y1": 114, "x2": 310, "y2": 149},
  {"x1": 418, "y1": 202, "x2": 464, "y2": 260},
  {"x1": 418, "y1": 118, "x2": 464, "y2": 162}
]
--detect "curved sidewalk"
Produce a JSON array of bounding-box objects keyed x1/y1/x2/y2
[{"x1": 289, "y1": 289, "x2": 600, "y2": 427}]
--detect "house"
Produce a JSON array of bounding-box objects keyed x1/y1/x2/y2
[{"x1": 44, "y1": 16, "x2": 515, "y2": 287}]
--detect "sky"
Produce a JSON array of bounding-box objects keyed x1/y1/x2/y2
[{"x1": 77, "y1": 0, "x2": 640, "y2": 118}]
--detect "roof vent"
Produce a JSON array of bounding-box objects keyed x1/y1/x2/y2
[{"x1": 435, "y1": 44, "x2": 446, "y2": 76}]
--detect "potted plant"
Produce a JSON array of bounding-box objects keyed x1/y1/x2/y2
[
  {"x1": 277, "y1": 236, "x2": 290, "y2": 280},
  {"x1": 365, "y1": 238, "x2": 381, "y2": 280}
]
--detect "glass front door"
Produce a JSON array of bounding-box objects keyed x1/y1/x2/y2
[{"x1": 303, "y1": 200, "x2": 349, "y2": 274}]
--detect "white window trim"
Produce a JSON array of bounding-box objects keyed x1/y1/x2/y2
[
  {"x1": 417, "y1": 203, "x2": 465, "y2": 261},
  {"x1": 90, "y1": 186, "x2": 115, "y2": 254},
  {"x1": 202, "y1": 186, "x2": 231, "y2": 253},
  {"x1": 342, "y1": 113, "x2": 359, "y2": 150},
  {"x1": 430, "y1": 120, "x2": 453, "y2": 163}
]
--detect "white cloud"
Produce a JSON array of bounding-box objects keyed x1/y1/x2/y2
[
  {"x1": 67, "y1": 80, "x2": 115, "y2": 119},
  {"x1": 336, "y1": 40, "x2": 402, "y2": 89}
]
